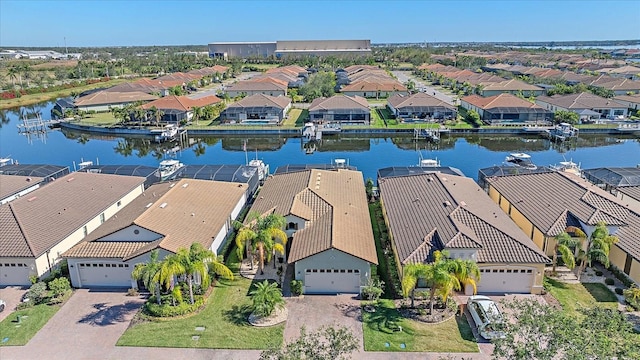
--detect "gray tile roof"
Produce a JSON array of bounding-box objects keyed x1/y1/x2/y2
[
  {"x1": 487, "y1": 172, "x2": 640, "y2": 261},
  {"x1": 226, "y1": 93, "x2": 291, "y2": 110},
  {"x1": 309, "y1": 95, "x2": 369, "y2": 111},
  {"x1": 0, "y1": 172, "x2": 146, "y2": 258},
  {"x1": 618, "y1": 186, "x2": 640, "y2": 203},
  {"x1": 387, "y1": 92, "x2": 456, "y2": 111},
  {"x1": 536, "y1": 92, "x2": 626, "y2": 109},
  {"x1": 378, "y1": 173, "x2": 549, "y2": 265},
  {"x1": 0, "y1": 174, "x2": 44, "y2": 200}
]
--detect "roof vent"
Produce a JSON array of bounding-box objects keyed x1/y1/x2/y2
[
  {"x1": 159, "y1": 202, "x2": 168, "y2": 208},
  {"x1": 146, "y1": 202, "x2": 153, "y2": 208},
  {"x1": 67, "y1": 177, "x2": 75, "y2": 182},
  {"x1": 444, "y1": 201, "x2": 451, "y2": 207},
  {"x1": 27, "y1": 196, "x2": 37, "y2": 202},
  {"x1": 460, "y1": 201, "x2": 467, "y2": 206},
  {"x1": 182, "y1": 183, "x2": 189, "y2": 188},
  {"x1": 169, "y1": 183, "x2": 175, "y2": 188}
]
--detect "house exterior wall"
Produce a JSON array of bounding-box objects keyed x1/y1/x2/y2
[
  {"x1": 615, "y1": 99, "x2": 640, "y2": 110},
  {"x1": 609, "y1": 244, "x2": 627, "y2": 274},
  {"x1": 0, "y1": 183, "x2": 41, "y2": 205},
  {"x1": 309, "y1": 109, "x2": 371, "y2": 125},
  {"x1": 478, "y1": 263, "x2": 545, "y2": 294},
  {"x1": 630, "y1": 259, "x2": 640, "y2": 285},
  {"x1": 0, "y1": 257, "x2": 37, "y2": 286},
  {"x1": 294, "y1": 248, "x2": 371, "y2": 285},
  {"x1": 101, "y1": 225, "x2": 161, "y2": 242}
]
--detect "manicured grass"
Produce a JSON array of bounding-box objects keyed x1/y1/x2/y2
[
  {"x1": 282, "y1": 108, "x2": 308, "y2": 127},
  {"x1": 362, "y1": 299, "x2": 478, "y2": 353},
  {"x1": 0, "y1": 304, "x2": 61, "y2": 346},
  {"x1": 545, "y1": 277, "x2": 618, "y2": 316},
  {"x1": 76, "y1": 112, "x2": 120, "y2": 126},
  {"x1": 117, "y1": 265, "x2": 283, "y2": 349},
  {"x1": 0, "y1": 79, "x2": 133, "y2": 110},
  {"x1": 370, "y1": 108, "x2": 385, "y2": 127}
]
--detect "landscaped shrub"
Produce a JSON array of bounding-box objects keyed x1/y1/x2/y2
[
  {"x1": 290, "y1": 280, "x2": 303, "y2": 296},
  {"x1": 605, "y1": 278, "x2": 615, "y2": 286},
  {"x1": 127, "y1": 288, "x2": 139, "y2": 296},
  {"x1": 615, "y1": 288, "x2": 624, "y2": 295},
  {"x1": 623, "y1": 286, "x2": 640, "y2": 311},
  {"x1": 143, "y1": 296, "x2": 204, "y2": 317},
  {"x1": 361, "y1": 278, "x2": 384, "y2": 301},
  {"x1": 27, "y1": 282, "x2": 48, "y2": 304},
  {"x1": 48, "y1": 277, "x2": 71, "y2": 297},
  {"x1": 609, "y1": 265, "x2": 634, "y2": 288},
  {"x1": 595, "y1": 270, "x2": 603, "y2": 276}
]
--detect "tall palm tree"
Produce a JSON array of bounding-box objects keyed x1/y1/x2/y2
[
  {"x1": 249, "y1": 280, "x2": 285, "y2": 317},
  {"x1": 446, "y1": 258, "x2": 480, "y2": 295},
  {"x1": 234, "y1": 212, "x2": 287, "y2": 273},
  {"x1": 159, "y1": 243, "x2": 233, "y2": 305},
  {"x1": 191, "y1": 106, "x2": 201, "y2": 126},
  {"x1": 576, "y1": 222, "x2": 618, "y2": 281},
  {"x1": 551, "y1": 231, "x2": 579, "y2": 274},
  {"x1": 131, "y1": 249, "x2": 163, "y2": 304},
  {"x1": 7, "y1": 65, "x2": 19, "y2": 88},
  {"x1": 401, "y1": 262, "x2": 430, "y2": 308}
]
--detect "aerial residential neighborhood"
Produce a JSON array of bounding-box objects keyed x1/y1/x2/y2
[{"x1": 1, "y1": 1, "x2": 640, "y2": 359}]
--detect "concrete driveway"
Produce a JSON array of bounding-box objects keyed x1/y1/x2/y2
[
  {"x1": 0, "y1": 289, "x2": 145, "y2": 360},
  {"x1": 0, "y1": 286, "x2": 28, "y2": 322}
]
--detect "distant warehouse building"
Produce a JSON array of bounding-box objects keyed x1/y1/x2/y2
[{"x1": 208, "y1": 40, "x2": 371, "y2": 59}]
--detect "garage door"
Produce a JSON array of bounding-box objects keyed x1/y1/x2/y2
[
  {"x1": 0, "y1": 262, "x2": 31, "y2": 286},
  {"x1": 476, "y1": 267, "x2": 534, "y2": 294},
  {"x1": 304, "y1": 269, "x2": 360, "y2": 294},
  {"x1": 78, "y1": 262, "x2": 132, "y2": 288}
]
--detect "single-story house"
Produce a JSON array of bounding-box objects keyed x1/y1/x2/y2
[
  {"x1": 378, "y1": 172, "x2": 549, "y2": 294},
  {"x1": 224, "y1": 80, "x2": 288, "y2": 98},
  {"x1": 461, "y1": 94, "x2": 552, "y2": 126},
  {"x1": 0, "y1": 172, "x2": 146, "y2": 286},
  {"x1": 74, "y1": 90, "x2": 159, "y2": 113},
  {"x1": 0, "y1": 174, "x2": 45, "y2": 205},
  {"x1": 340, "y1": 80, "x2": 408, "y2": 98},
  {"x1": 479, "y1": 79, "x2": 545, "y2": 97},
  {"x1": 63, "y1": 179, "x2": 247, "y2": 288},
  {"x1": 536, "y1": 92, "x2": 628, "y2": 119},
  {"x1": 590, "y1": 77, "x2": 640, "y2": 96},
  {"x1": 387, "y1": 92, "x2": 457, "y2": 121},
  {"x1": 141, "y1": 95, "x2": 222, "y2": 123},
  {"x1": 599, "y1": 65, "x2": 640, "y2": 80},
  {"x1": 220, "y1": 94, "x2": 291, "y2": 125},
  {"x1": 614, "y1": 94, "x2": 640, "y2": 111},
  {"x1": 486, "y1": 171, "x2": 640, "y2": 285},
  {"x1": 308, "y1": 95, "x2": 370, "y2": 125},
  {"x1": 246, "y1": 168, "x2": 378, "y2": 294}
]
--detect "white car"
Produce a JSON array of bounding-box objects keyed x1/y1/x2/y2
[
  {"x1": 467, "y1": 295, "x2": 506, "y2": 340},
  {"x1": 0, "y1": 299, "x2": 6, "y2": 312}
]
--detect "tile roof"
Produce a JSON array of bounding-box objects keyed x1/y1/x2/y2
[
  {"x1": 0, "y1": 172, "x2": 146, "y2": 258},
  {"x1": 341, "y1": 80, "x2": 407, "y2": 93},
  {"x1": 487, "y1": 172, "x2": 640, "y2": 261},
  {"x1": 387, "y1": 92, "x2": 456, "y2": 110},
  {"x1": 226, "y1": 80, "x2": 288, "y2": 92},
  {"x1": 247, "y1": 169, "x2": 377, "y2": 264},
  {"x1": 63, "y1": 179, "x2": 247, "y2": 259},
  {"x1": 0, "y1": 174, "x2": 44, "y2": 200},
  {"x1": 379, "y1": 173, "x2": 549, "y2": 265},
  {"x1": 462, "y1": 93, "x2": 545, "y2": 110},
  {"x1": 75, "y1": 91, "x2": 158, "y2": 106},
  {"x1": 309, "y1": 95, "x2": 369, "y2": 111},
  {"x1": 618, "y1": 186, "x2": 640, "y2": 203},
  {"x1": 593, "y1": 78, "x2": 640, "y2": 91},
  {"x1": 226, "y1": 93, "x2": 291, "y2": 110},
  {"x1": 614, "y1": 94, "x2": 640, "y2": 104},
  {"x1": 141, "y1": 95, "x2": 221, "y2": 111},
  {"x1": 536, "y1": 92, "x2": 626, "y2": 109},
  {"x1": 481, "y1": 79, "x2": 543, "y2": 91}
]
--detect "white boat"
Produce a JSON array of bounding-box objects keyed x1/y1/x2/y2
[
  {"x1": 0, "y1": 157, "x2": 14, "y2": 167},
  {"x1": 159, "y1": 159, "x2": 185, "y2": 180},
  {"x1": 551, "y1": 159, "x2": 582, "y2": 177},
  {"x1": 152, "y1": 124, "x2": 180, "y2": 142},
  {"x1": 522, "y1": 125, "x2": 552, "y2": 133},
  {"x1": 616, "y1": 122, "x2": 640, "y2": 133},
  {"x1": 505, "y1": 153, "x2": 537, "y2": 170},
  {"x1": 419, "y1": 158, "x2": 440, "y2": 167},
  {"x1": 248, "y1": 158, "x2": 269, "y2": 182},
  {"x1": 545, "y1": 122, "x2": 579, "y2": 141}
]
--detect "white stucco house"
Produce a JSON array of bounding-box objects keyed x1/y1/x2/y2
[
  {"x1": 63, "y1": 179, "x2": 247, "y2": 288},
  {"x1": 247, "y1": 168, "x2": 378, "y2": 294},
  {"x1": 0, "y1": 172, "x2": 146, "y2": 286}
]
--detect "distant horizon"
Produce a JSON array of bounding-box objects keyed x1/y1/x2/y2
[{"x1": 1, "y1": 0, "x2": 639, "y2": 47}]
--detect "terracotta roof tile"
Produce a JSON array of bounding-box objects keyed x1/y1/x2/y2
[
  {"x1": 141, "y1": 95, "x2": 221, "y2": 111},
  {"x1": 226, "y1": 93, "x2": 291, "y2": 110},
  {"x1": 388, "y1": 92, "x2": 456, "y2": 110},
  {"x1": 309, "y1": 95, "x2": 369, "y2": 111},
  {"x1": 75, "y1": 91, "x2": 158, "y2": 106},
  {"x1": 462, "y1": 93, "x2": 545, "y2": 109},
  {"x1": 536, "y1": 92, "x2": 626, "y2": 109}
]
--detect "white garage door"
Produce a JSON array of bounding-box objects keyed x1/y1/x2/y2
[
  {"x1": 476, "y1": 267, "x2": 534, "y2": 294},
  {"x1": 78, "y1": 262, "x2": 132, "y2": 288},
  {"x1": 0, "y1": 262, "x2": 31, "y2": 286},
  {"x1": 304, "y1": 269, "x2": 360, "y2": 294}
]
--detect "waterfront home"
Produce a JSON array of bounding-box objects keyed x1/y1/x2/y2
[
  {"x1": 0, "y1": 172, "x2": 145, "y2": 286},
  {"x1": 63, "y1": 179, "x2": 247, "y2": 288},
  {"x1": 224, "y1": 80, "x2": 288, "y2": 97},
  {"x1": 582, "y1": 167, "x2": 640, "y2": 193},
  {"x1": 387, "y1": 92, "x2": 457, "y2": 122},
  {"x1": 340, "y1": 80, "x2": 408, "y2": 98},
  {"x1": 308, "y1": 95, "x2": 371, "y2": 125},
  {"x1": 246, "y1": 168, "x2": 377, "y2": 294},
  {"x1": 141, "y1": 95, "x2": 222, "y2": 123},
  {"x1": 74, "y1": 90, "x2": 159, "y2": 112},
  {"x1": 479, "y1": 79, "x2": 545, "y2": 97},
  {"x1": 461, "y1": 93, "x2": 552, "y2": 126},
  {"x1": 0, "y1": 174, "x2": 45, "y2": 205},
  {"x1": 614, "y1": 93, "x2": 640, "y2": 111},
  {"x1": 535, "y1": 92, "x2": 627, "y2": 119},
  {"x1": 486, "y1": 171, "x2": 640, "y2": 285},
  {"x1": 378, "y1": 172, "x2": 549, "y2": 294},
  {"x1": 219, "y1": 93, "x2": 291, "y2": 125}
]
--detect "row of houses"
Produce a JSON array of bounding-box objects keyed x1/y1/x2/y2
[{"x1": 3, "y1": 162, "x2": 638, "y2": 294}]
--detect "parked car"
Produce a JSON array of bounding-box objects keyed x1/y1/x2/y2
[
  {"x1": 467, "y1": 295, "x2": 506, "y2": 340},
  {"x1": 0, "y1": 299, "x2": 6, "y2": 312}
]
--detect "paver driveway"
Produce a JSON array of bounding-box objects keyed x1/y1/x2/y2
[{"x1": 0, "y1": 286, "x2": 28, "y2": 322}]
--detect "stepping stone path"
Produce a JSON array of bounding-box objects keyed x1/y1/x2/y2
[
  {"x1": 195, "y1": 327, "x2": 205, "y2": 332},
  {"x1": 191, "y1": 336, "x2": 200, "y2": 341}
]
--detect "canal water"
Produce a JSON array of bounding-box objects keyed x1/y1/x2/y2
[{"x1": 1, "y1": 102, "x2": 639, "y2": 181}]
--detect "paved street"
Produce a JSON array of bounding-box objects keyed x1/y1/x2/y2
[{"x1": 392, "y1": 70, "x2": 457, "y2": 105}]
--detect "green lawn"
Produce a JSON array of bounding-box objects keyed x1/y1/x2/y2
[
  {"x1": 117, "y1": 253, "x2": 283, "y2": 349},
  {"x1": 362, "y1": 299, "x2": 478, "y2": 353},
  {"x1": 0, "y1": 304, "x2": 61, "y2": 346},
  {"x1": 77, "y1": 112, "x2": 120, "y2": 126},
  {"x1": 545, "y1": 278, "x2": 618, "y2": 316},
  {"x1": 282, "y1": 108, "x2": 308, "y2": 127}
]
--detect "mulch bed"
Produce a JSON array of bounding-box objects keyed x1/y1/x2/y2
[{"x1": 394, "y1": 297, "x2": 457, "y2": 323}]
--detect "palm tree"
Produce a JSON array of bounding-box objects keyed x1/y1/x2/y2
[
  {"x1": 159, "y1": 243, "x2": 233, "y2": 305},
  {"x1": 191, "y1": 106, "x2": 201, "y2": 126},
  {"x1": 401, "y1": 262, "x2": 430, "y2": 308},
  {"x1": 131, "y1": 249, "x2": 163, "y2": 304},
  {"x1": 234, "y1": 212, "x2": 287, "y2": 273},
  {"x1": 7, "y1": 65, "x2": 19, "y2": 88},
  {"x1": 249, "y1": 280, "x2": 285, "y2": 317},
  {"x1": 149, "y1": 106, "x2": 164, "y2": 127},
  {"x1": 576, "y1": 222, "x2": 619, "y2": 281},
  {"x1": 551, "y1": 232, "x2": 579, "y2": 274},
  {"x1": 446, "y1": 258, "x2": 480, "y2": 295}
]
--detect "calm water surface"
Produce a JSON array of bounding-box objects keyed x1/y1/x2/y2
[{"x1": 1, "y1": 102, "x2": 639, "y2": 181}]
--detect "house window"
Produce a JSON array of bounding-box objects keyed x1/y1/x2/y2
[
  {"x1": 526, "y1": 269, "x2": 533, "y2": 273},
  {"x1": 287, "y1": 222, "x2": 298, "y2": 230}
]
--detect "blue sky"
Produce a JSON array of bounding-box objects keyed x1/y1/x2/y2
[{"x1": 1, "y1": 0, "x2": 638, "y2": 47}]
